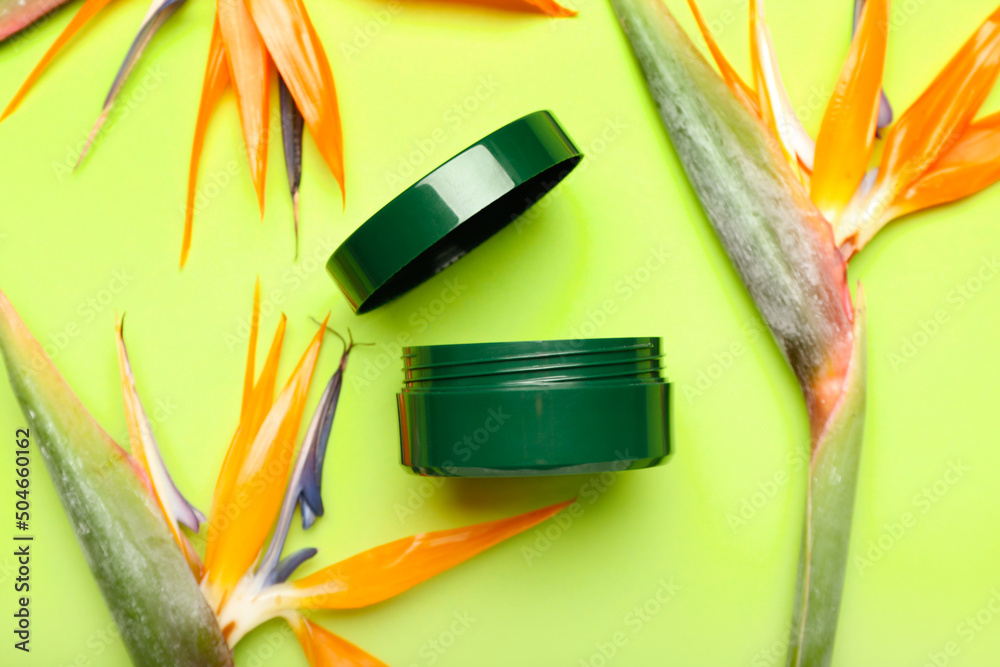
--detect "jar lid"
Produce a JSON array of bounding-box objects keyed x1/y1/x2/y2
[
  {"x1": 327, "y1": 111, "x2": 583, "y2": 313},
  {"x1": 397, "y1": 338, "x2": 671, "y2": 477}
]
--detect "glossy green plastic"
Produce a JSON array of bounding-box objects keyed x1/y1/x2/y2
[
  {"x1": 398, "y1": 338, "x2": 671, "y2": 477},
  {"x1": 327, "y1": 110, "x2": 583, "y2": 313}
]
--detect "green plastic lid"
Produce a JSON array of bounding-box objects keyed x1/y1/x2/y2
[
  {"x1": 327, "y1": 110, "x2": 583, "y2": 313},
  {"x1": 397, "y1": 337, "x2": 671, "y2": 477}
]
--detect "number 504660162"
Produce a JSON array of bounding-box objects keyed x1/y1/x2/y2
[{"x1": 14, "y1": 428, "x2": 29, "y2": 532}]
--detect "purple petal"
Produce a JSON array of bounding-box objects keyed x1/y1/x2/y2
[
  {"x1": 279, "y1": 75, "x2": 305, "y2": 258},
  {"x1": 76, "y1": 0, "x2": 187, "y2": 167},
  {"x1": 265, "y1": 547, "x2": 317, "y2": 586},
  {"x1": 253, "y1": 335, "x2": 358, "y2": 588}
]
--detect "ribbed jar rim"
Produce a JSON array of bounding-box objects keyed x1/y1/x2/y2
[{"x1": 401, "y1": 337, "x2": 665, "y2": 390}]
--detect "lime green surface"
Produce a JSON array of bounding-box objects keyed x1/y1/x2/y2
[{"x1": 1, "y1": 1, "x2": 1000, "y2": 665}]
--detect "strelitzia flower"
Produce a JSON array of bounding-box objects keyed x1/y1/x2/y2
[
  {"x1": 0, "y1": 0, "x2": 576, "y2": 266},
  {"x1": 0, "y1": 283, "x2": 569, "y2": 666},
  {"x1": 609, "y1": 0, "x2": 1000, "y2": 665}
]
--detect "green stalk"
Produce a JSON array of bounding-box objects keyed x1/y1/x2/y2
[
  {"x1": 789, "y1": 302, "x2": 866, "y2": 666},
  {"x1": 0, "y1": 290, "x2": 232, "y2": 667},
  {"x1": 608, "y1": 1, "x2": 867, "y2": 664}
]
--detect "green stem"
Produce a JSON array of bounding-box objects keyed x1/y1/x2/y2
[{"x1": 0, "y1": 290, "x2": 232, "y2": 667}]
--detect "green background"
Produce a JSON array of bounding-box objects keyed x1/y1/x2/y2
[{"x1": 2, "y1": 0, "x2": 1000, "y2": 664}]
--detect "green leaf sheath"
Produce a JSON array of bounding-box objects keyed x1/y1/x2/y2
[
  {"x1": 608, "y1": 2, "x2": 869, "y2": 665},
  {"x1": 608, "y1": 0, "x2": 854, "y2": 431},
  {"x1": 789, "y1": 297, "x2": 868, "y2": 667},
  {"x1": 0, "y1": 0, "x2": 71, "y2": 42},
  {"x1": 0, "y1": 291, "x2": 232, "y2": 667}
]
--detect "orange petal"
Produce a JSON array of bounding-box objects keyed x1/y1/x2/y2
[
  {"x1": 241, "y1": 277, "x2": 261, "y2": 419},
  {"x1": 1, "y1": 0, "x2": 117, "y2": 121},
  {"x1": 218, "y1": 0, "x2": 270, "y2": 216},
  {"x1": 876, "y1": 7, "x2": 1000, "y2": 203},
  {"x1": 205, "y1": 295, "x2": 286, "y2": 591},
  {"x1": 889, "y1": 111, "x2": 1000, "y2": 218},
  {"x1": 203, "y1": 315, "x2": 328, "y2": 602},
  {"x1": 181, "y1": 18, "x2": 230, "y2": 269},
  {"x1": 685, "y1": 0, "x2": 760, "y2": 117},
  {"x1": 288, "y1": 500, "x2": 572, "y2": 609},
  {"x1": 838, "y1": 6, "x2": 1000, "y2": 252},
  {"x1": 461, "y1": 0, "x2": 576, "y2": 16},
  {"x1": 245, "y1": 0, "x2": 344, "y2": 200},
  {"x1": 811, "y1": 0, "x2": 889, "y2": 224},
  {"x1": 288, "y1": 615, "x2": 388, "y2": 667},
  {"x1": 520, "y1": 0, "x2": 575, "y2": 16},
  {"x1": 750, "y1": 0, "x2": 814, "y2": 178}
]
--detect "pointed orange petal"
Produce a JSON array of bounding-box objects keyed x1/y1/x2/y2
[
  {"x1": 749, "y1": 0, "x2": 814, "y2": 178},
  {"x1": 245, "y1": 0, "x2": 344, "y2": 200},
  {"x1": 241, "y1": 278, "x2": 262, "y2": 419},
  {"x1": 837, "y1": 6, "x2": 1000, "y2": 252},
  {"x1": 288, "y1": 615, "x2": 388, "y2": 667},
  {"x1": 877, "y1": 7, "x2": 1000, "y2": 201},
  {"x1": 460, "y1": 0, "x2": 575, "y2": 16},
  {"x1": 288, "y1": 500, "x2": 572, "y2": 609},
  {"x1": 244, "y1": 313, "x2": 287, "y2": 434},
  {"x1": 0, "y1": 0, "x2": 117, "y2": 121},
  {"x1": 206, "y1": 304, "x2": 286, "y2": 585},
  {"x1": 685, "y1": 0, "x2": 760, "y2": 117},
  {"x1": 182, "y1": 19, "x2": 230, "y2": 268},
  {"x1": 217, "y1": 0, "x2": 270, "y2": 216},
  {"x1": 811, "y1": 0, "x2": 889, "y2": 223},
  {"x1": 889, "y1": 111, "x2": 1000, "y2": 217},
  {"x1": 204, "y1": 315, "x2": 328, "y2": 600},
  {"x1": 520, "y1": 0, "x2": 575, "y2": 16}
]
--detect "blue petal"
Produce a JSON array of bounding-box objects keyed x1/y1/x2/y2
[
  {"x1": 297, "y1": 361, "x2": 345, "y2": 528},
  {"x1": 266, "y1": 547, "x2": 318, "y2": 586}
]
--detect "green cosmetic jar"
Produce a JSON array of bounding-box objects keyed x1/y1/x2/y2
[
  {"x1": 327, "y1": 110, "x2": 582, "y2": 313},
  {"x1": 397, "y1": 337, "x2": 671, "y2": 477}
]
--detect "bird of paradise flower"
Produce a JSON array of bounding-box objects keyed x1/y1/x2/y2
[
  {"x1": 0, "y1": 0, "x2": 576, "y2": 266},
  {"x1": 610, "y1": 0, "x2": 1000, "y2": 665},
  {"x1": 0, "y1": 282, "x2": 571, "y2": 666}
]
